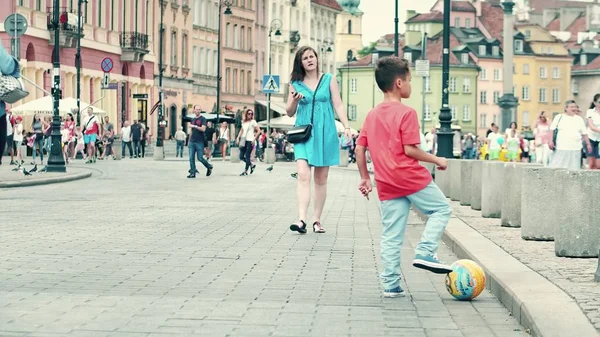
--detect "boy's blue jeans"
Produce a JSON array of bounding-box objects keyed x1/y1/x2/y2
[{"x1": 379, "y1": 181, "x2": 451, "y2": 290}]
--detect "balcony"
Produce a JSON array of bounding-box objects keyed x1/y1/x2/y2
[
  {"x1": 120, "y1": 32, "x2": 149, "y2": 62},
  {"x1": 171, "y1": 0, "x2": 180, "y2": 10},
  {"x1": 182, "y1": 0, "x2": 191, "y2": 14},
  {"x1": 46, "y1": 7, "x2": 82, "y2": 48}
]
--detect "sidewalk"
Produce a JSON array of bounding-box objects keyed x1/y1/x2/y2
[
  {"x1": 0, "y1": 160, "x2": 527, "y2": 337},
  {"x1": 0, "y1": 162, "x2": 92, "y2": 188}
]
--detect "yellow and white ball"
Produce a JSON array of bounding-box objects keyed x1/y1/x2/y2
[{"x1": 445, "y1": 259, "x2": 486, "y2": 300}]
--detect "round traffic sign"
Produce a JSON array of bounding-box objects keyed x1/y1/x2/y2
[
  {"x1": 4, "y1": 13, "x2": 28, "y2": 38},
  {"x1": 101, "y1": 57, "x2": 114, "y2": 73}
]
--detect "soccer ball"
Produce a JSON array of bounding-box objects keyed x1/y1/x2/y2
[{"x1": 445, "y1": 259, "x2": 486, "y2": 301}]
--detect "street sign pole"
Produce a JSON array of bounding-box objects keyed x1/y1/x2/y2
[{"x1": 421, "y1": 33, "x2": 428, "y2": 134}]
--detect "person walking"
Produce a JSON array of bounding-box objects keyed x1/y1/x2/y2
[
  {"x1": 549, "y1": 100, "x2": 592, "y2": 170},
  {"x1": 82, "y1": 107, "x2": 100, "y2": 163},
  {"x1": 236, "y1": 109, "x2": 260, "y2": 176},
  {"x1": 218, "y1": 121, "x2": 230, "y2": 159},
  {"x1": 534, "y1": 111, "x2": 551, "y2": 166},
  {"x1": 174, "y1": 126, "x2": 186, "y2": 158},
  {"x1": 585, "y1": 94, "x2": 600, "y2": 169},
  {"x1": 355, "y1": 56, "x2": 453, "y2": 298},
  {"x1": 286, "y1": 46, "x2": 352, "y2": 234},
  {"x1": 187, "y1": 105, "x2": 213, "y2": 178}
]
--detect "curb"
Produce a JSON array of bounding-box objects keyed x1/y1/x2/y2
[
  {"x1": 440, "y1": 216, "x2": 598, "y2": 337},
  {"x1": 0, "y1": 170, "x2": 92, "y2": 188}
]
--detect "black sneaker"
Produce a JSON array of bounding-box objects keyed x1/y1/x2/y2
[
  {"x1": 10, "y1": 160, "x2": 15, "y2": 165},
  {"x1": 206, "y1": 167, "x2": 212, "y2": 177},
  {"x1": 240, "y1": 172, "x2": 248, "y2": 176},
  {"x1": 250, "y1": 164, "x2": 256, "y2": 174},
  {"x1": 187, "y1": 173, "x2": 196, "y2": 179}
]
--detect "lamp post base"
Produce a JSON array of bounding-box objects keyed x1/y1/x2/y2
[
  {"x1": 153, "y1": 146, "x2": 164, "y2": 161},
  {"x1": 437, "y1": 107, "x2": 454, "y2": 159},
  {"x1": 498, "y1": 94, "x2": 519, "y2": 132}
]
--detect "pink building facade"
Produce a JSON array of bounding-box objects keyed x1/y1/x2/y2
[{"x1": 0, "y1": 0, "x2": 155, "y2": 128}]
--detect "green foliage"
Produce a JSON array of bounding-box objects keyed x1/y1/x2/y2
[{"x1": 358, "y1": 41, "x2": 377, "y2": 58}]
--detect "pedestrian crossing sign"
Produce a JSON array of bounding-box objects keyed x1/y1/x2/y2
[{"x1": 262, "y1": 75, "x2": 280, "y2": 94}]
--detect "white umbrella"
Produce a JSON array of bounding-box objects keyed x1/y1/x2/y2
[
  {"x1": 334, "y1": 120, "x2": 358, "y2": 135},
  {"x1": 258, "y1": 115, "x2": 296, "y2": 129},
  {"x1": 10, "y1": 96, "x2": 106, "y2": 116}
]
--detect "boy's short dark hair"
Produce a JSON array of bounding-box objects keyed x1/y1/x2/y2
[{"x1": 375, "y1": 57, "x2": 410, "y2": 92}]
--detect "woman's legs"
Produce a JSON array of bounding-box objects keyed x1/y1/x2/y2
[
  {"x1": 0, "y1": 116, "x2": 6, "y2": 165},
  {"x1": 313, "y1": 166, "x2": 329, "y2": 223},
  {"x1": 244, "y1": 141, "x2": 252, "y2": 171},
  {"x1": 296, "y1": 160, "x2": 311, "y2": 222}
]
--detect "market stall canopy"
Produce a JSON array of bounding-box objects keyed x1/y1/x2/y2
[
  {"x1": 257, "y1": 115, "x2": 296, "y2": 129},
  {"x1": 10, "y1": 96, "x2": 106, "y2": 116},
  {"x1": 254, "y1": 100, "x2": 287, "y2": 115}
]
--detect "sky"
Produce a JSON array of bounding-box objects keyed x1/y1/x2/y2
[{"x1": 360, "y1": 0, "x2": 438, "y2": 46}]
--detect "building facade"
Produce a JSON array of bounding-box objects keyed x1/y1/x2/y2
[
  {"x1": 2, "y1": 0, "x2": 155, "y2": 128},
  {"x1": 334, "y1": 8, "x2": 363, "y2": 67},
  {"x1": 310, "y1": 0, "x2": 341, "y2": 76}
]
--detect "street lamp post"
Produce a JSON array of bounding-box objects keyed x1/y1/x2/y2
[
  {"x1": 394, "y1": 0, "x2": 399, "y2": 56},
  {"x1": 75, "y1": 0, "x2": 87, "y2": 127},
  {"x1": 216, "y1": 0, "x2": 233, "y2": 126},
  {"x1": 47, "y1": 0, "x2": 66, "y2": 172},
  {"x1": 437, "y1": 0, "x2": 453, "y2": 158},
  {"x1": 346, "y1": 50, "x2": 355, "y2": 121},
  {"x1": 266, "y1": 19, "x2": 282, "y2": 151},
  {"x1": 319, "y1": 38, "x2": 333, "y2": 72},
  {"x1": 498, "y1": 0, "x2": 518, "y2": 132},
  {"x1": 154, "y1": 0, "x2": 166, "y2": 160}
]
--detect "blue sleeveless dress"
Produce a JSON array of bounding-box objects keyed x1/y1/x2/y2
[{"x1": 291, "y1": 73, "x2": 340, "y2": 167}]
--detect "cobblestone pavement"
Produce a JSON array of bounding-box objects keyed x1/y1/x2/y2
[
  {"x1": 0, "y1": 160, "x2": 528, "y2": 337},
  {"x1": 450, "y1": 201, "x2": 600, "y2": 332}
]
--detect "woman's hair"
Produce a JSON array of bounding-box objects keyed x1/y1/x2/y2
[
  {"x1": 290, "y1": 46, "x2": 319, "y2": 82},
  {"x1": 510, "y1": 122, "x2": 517, "y2": 129},
  {"x1": 244, "y1": 109, "x2": 254, "y2": 122},
  {"x1": 590, "y1": 94, "x2": 600, "y2": 109},
  {"x1": 67, "y1": 113, "x2": 73, "y2": 121}
]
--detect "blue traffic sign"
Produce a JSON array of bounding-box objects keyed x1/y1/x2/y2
[
  {"x1": 262, "y1": 75, "x2": 280, "y2": 94},
  {"x1": 101, "y1": 57, "x2": 114, "y2": 73}
]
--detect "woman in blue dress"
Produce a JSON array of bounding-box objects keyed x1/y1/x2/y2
[{"x1": 286, "y1": 46, "x2": 352, "y2": 234}]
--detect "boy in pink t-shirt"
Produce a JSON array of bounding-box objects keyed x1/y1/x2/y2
[{"x1": 355, "y1": 57, "x2": 453, "y2": 298}]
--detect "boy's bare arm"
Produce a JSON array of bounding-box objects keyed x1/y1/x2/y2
[
  {"x1": 356, "y1": 145, "x2": 370, "y2": 179},
  {"x1": 404, "y1": 144, "x2": 447, "y2": 169}
]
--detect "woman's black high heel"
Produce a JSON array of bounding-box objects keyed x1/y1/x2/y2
[{"x1": 290, "y1": 220, "x2": 307, "y2": 234}]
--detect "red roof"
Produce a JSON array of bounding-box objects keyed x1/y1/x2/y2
[
  {"x1": 573, "y1": 54, "x2": 600, "y2": 71},
  {"x1": 479, "y1": 2, "x2": 505, "y2": 41},
  {"x1": 545, "y1": 16, "x2": 560, "y2": 31},
  {"x1": 425, "y1": 33, "x2": 463, "y2": 65},
  {"x1": 406, "y1": 11, "x2": 443, "y2": 23},
  {"x1": 565, "y1": 14, "x2": 586, "y2": 39},
  {"x1": 452, "y1": 1, "x2": 476, "y2": 12},
  {"x1": 311, "y1": 0, "x2": 342, "y2": 11}
]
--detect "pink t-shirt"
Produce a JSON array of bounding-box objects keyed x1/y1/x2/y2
[
  {"x1": 535, "y1": 122, "x2": 551, "y2": 145},
  {"x1": 357, "y1": 102, "x2": 432, "y2": 201}
]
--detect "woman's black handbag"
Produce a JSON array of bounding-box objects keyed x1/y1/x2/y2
[{"x1": 287, "y1": 76, "x2": 324, "y2": 144}]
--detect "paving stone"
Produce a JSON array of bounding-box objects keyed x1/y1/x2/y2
[{"x1": 0, "y1": 161, "x2": 527, "y2": 337}]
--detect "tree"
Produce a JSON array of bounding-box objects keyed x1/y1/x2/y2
[{"x1": 358, "y1": 41, "x2": 377, "y2": 58}]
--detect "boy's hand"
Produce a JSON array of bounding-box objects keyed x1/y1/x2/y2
[
  {"x1": 435, "y1": 157, "x2": 448, "y2": 170},
  {"x1": 358, "y1": 179, "x2": 372, "y2": 199}
]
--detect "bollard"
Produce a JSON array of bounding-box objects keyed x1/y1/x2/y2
[
  {"x1": 501, "y1": 163, "x2": 541, "y2": 228},
  {"x1": 595, "y1": 252, "x2": 600, "y2": 282},
  {"x1": 521, "y1": 167, "x2": 563, "y2": 241},
  {"x1": 481, "y1": 161, "x2": 505, "y2": 218},
  {"x1": 434, "y1": 166, "x2": 450, "y2": 198},
  {"x1": 265, "y1": 147, "x2": 276, "y2": 164},
  {"x1": 339, "y1": 149, "x2": 349, "y2": 167},
  {"x1": 470, "y1": 160, "x2": 483, "y2": 210},
  {"x1": 449, "y1": 159, "x2": 462, "y2": 201},
  {"x1": 230, "y1": 147, "x2": 241, "y2": 163},
  {"x1": 113, "y1": 139, "x2": 122, "y2": 160},
  {"x1": 459, "y1": 160, "x2": 473, "y2": 206},
  {"x1": 554, "y1": 170, "x2": 600, "y2": 258}
]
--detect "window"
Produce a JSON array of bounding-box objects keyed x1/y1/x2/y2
[
  {"x1": 481, "y1": 68, "x2": 487, "y2": 80},
  {"x1": 348, "y1": 19, "x2": 352, "y2": 34},
  {"x1": 461, "y1": 53, "x2": 469, "y2": 64},
  {"x1": 36, "y1": 0, "x2": 41, "y2": 10},
  {"x1": 493, "y1": 91, "x2": 500, "y2": 103},
  {"x1": 240, "y1": 26, "x2": 245, "y2": 50},
  {"x1": 449, "y1": 77, "x2": 457, "y2": 92},
  {"x1": 492, "y1": 46, "x2": 499, "y2": 56},
  {"x1": 192, "y1": 46, "x2": 198, "y2": 73},
  {"x1": 350, "y1": 78, "x2": 357, "y2": 93},
  {"x1": 349, "y1": 104, "x2": 357, "y2": 121},
  {"x1": 98, "y1": 0, "x2": 103, "y2": 27},
  {"x1": 539, "y1": 67, "x2": 547, "y2": 78},
  {"x1": 240, "y1": 70, "x2": 245, "y2": 95},
  {"x1": 552, "y1": 88, "x2": 560, "y2": 103},
  {"x1": 463, "y1": 78, "x2": 471, "y2": 93},
  {"x1": 514, "y1": 40, "x2": 523, "y2": 52},
  {"x1": 234, "y1": 24, "x2": 239, "y2": 49},
  {"x1": 462, "y1": 105, "x2": 471, "y2": 121},
  {"x1": 403, "y1": 52, "x2": 412, "y2": 63},
  {"x1": 552, "y1": 67, "x2": 560, "y2": 79},
  {"x1": 213, "y1": 50, "x2": 218, "y2": 76},
  {"x1": 581, "y1": 54, "x2": 588, "y2": 66},
  {"x1": 454, "y1": 17, "x2": 460, "y2": 27},
  {"x1": 493, "y1": 114, "x2": 497, "y2": 125},
  {"x1": 480, "y1": 113, "x2": 487, "y2": 128},
  {"x1": 523, "y1": 64, "x2": 530, "y2": 74},
  {"x1": 247, "y1": 28, "x2": 252, "y2": 50},
  {"x1": 548, "y1": 47, "x2": 554, "y2": 55},
  {"x1": 247, "y1": 71, "x2": 252, "y2": 94},
  {"x1": 226, "y1": 23, "x2": 231, "y2": 47},
  {"x1": 198, "y1": 47, "x2": 205, "y2": 73},
  {"x1": 425, "y1": 76, "x2": 431, "y2": 92},
  {"x1": 465, "y1": 18, "x2": 471, "y2": 28},
  {"x1": 451, "y1": 106, "x2": 457, "y2": 121},
  {"x1": 479, "y1": 45, "x2": 486, "y2": 56},
  {"x1": 233, "y1": 69, "x2": 238, "y2": 93},
  {"x1": 522, "y1": 111, "x2": 530, "y2": 127},
  {"x1": 493, "y1": 69, "x2": 500, "y2": 81},
  {"x1": 424, "y1": 104, "x2": 432, "y2": 120},
  {"x1": 525, "y1": 30, "x2": 531, "y2": 39},
  {"x1": 572, "y1": 79, "x2": 579, "y2": 94},
  {"x1": 225, "y1": 68, "x2": 230, "y2": 92},
  {"x1": 522, "y1": 86, "x2": 530, "y2": 100},
  {"x1": 170, "y1": 32, "x2": 177, "y2": 66},
  {"x1": 205, "y1": 48, "x2": 211, "y2": 75},
  {"x1": 182, "y1": 33, "x2": 188, "y2": 68},
  {"x1": 539, "y1": 88, "x2": 547, "y2": 102},
  {"x1": 480, "y1": 91, "x2": 487, "y2": 104}
]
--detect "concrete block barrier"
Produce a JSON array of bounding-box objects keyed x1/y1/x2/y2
[
  {"x1": 434, "y1": 165, "x2": 450, "y2": 198},
  {"x1": 449, "y1": 159, "x2": 462, "y2": 201},
  {"x1": 481, "y1": 161, "x2": 505, "y2": 218},
  {"x1": 339, "y1": 149, "x2": 349, "y2": 167},
  {"x1": 521, "y1": 167, "x2": 562, "y2": 241},
  {"x1": 459, "y1": 160, "x2": 473, "y2": 206},
  {"x1": 470, "y1": 160, "x2": 483, "y2": 210},
  {"x1": 230, "y1": 147, "x2": 241, "y2": 163},
  {"x1": 501, "y1": 163, "x2": 542, "y2": 228},
  {"x1": 554, "y1": 170, "x2": 600, "y2": 258}
]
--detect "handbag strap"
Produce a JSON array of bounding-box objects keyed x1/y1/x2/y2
[{"x1": 310, "y1": 74, "x2": 325, "y2": 125}]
